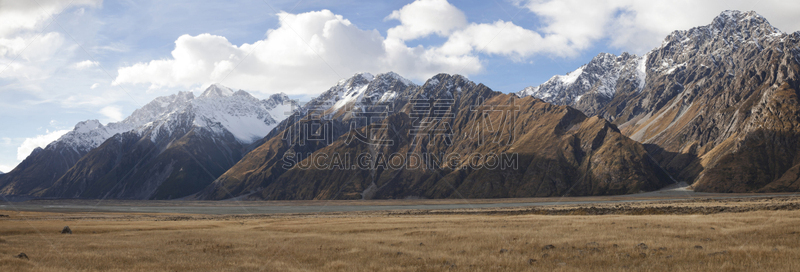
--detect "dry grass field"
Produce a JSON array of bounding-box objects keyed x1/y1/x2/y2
[{"x1": 1, "y1": 197, "x2": 800, "y2": 271}]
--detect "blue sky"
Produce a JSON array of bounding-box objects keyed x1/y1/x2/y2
[{"x1": 2, "y1": 0, "x2": 800, "y2": 172}]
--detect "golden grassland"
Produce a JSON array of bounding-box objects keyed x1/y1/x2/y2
[{"x1": 2, "y1": 197, "x2": 800, "y2": 271}]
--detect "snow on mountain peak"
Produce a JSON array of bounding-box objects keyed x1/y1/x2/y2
[
  {"x1": 356, "y1": 72, "x2": 375, "y2": 82},
  {"x1": 201, "y1": 83, "x2": 235, "y2": 98},
  {"x1": 36, "y1": 85, "x2": 294, "y2": 162},
  {"x1": 716, "y1": 10, "x2": 767, "y2": 25},
  {"x1": 516, "y1": 86, "x2": 539, "y2": 98},
  {"x1": 189, "y1": 89, "x2": 285, "y2": 144},
  {"x1": 711, "y1": 10, "x2": 781, "y2": 34},
  {"x1": 425, "y1": 73, "x2": 469, "y2": 89},
  {"x1": 308, "y1": 73, "x2": 376, "y2": 114},
  {"x1": 74, "y1": 120, "x2": 103, "y2": 133},
  {"x1": 516, "y1": 52, "x2": 642, "y2": 105},
  {"x1": 557, "y1": 66, "x2": 584, "y2": 85},
  {"x1": 120, "y1": 91, "x2": 194, "y2": 132},
  {"x1": 337, "y1": 72, "x2": 374, "y2": 86},
  {"x1": 376, "y1": 71, "x2": 414, "y2": 87},
  {"x1": 298, "y1": 72, "x2": 420, "y2": 119},
  {"x1": 659, "y1": 10, "x2": 783, "y2": 53}
]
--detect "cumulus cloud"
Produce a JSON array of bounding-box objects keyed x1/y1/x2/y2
[
  {"x1": 516, "y1": 0, "x2": 800, "y2": 54},
  {"x1": 99, "y1": 105, "x2": 123, "y2": 122},
  {"x1": 17, "y1": 129, "x2": 70, "y2": 161},
  {"x1": 437, "y1": 20, "x2": 577, "y2": 60},
  {"x1": 113, "y1": 0, "x2": 572, "y2": 95},
  {"x1": 74, "y1": 60, "x2": 99, "y2": 69},
  {"x1": 385, "y1": 0, "x2": 468, "y2": 41},
  {"x1": 113, "y1": 9, "x2": 481, "y2": 95},
  {"x1": 112, "y1": 0, "x2": 800, "y2": 97},
  {"x1": 112, "y1": 0, "x2": 634, "y2": 96}
]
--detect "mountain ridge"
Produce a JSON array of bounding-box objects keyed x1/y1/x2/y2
[
  {"x1": 0, "y1": 85, "x2": 296, "y2": 198},
  {"x1": 201, "y1": 73, "x2": 673, "y2": 200},
  {"x1": 518, "y1": 10, "x2": 800, "y2": 192}
]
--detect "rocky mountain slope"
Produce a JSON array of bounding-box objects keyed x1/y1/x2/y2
[
  {"x1": 202, "y1": 74, "x2": 672, "y2": 200},
  {"x1": 517, "y1": 52, "x2": 645, "y2": 116},
  {"x1": 519, "y1": 10, "x2": 800, "y2": 193},
  {"x1": 197, "y1": 72, "x2": 418, "y2": 199}
]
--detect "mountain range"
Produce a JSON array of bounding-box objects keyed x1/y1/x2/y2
[
  {"x1": 1, "y1": 10, "x2": 799, "y2": 199},
  {"x1": 0, "y1": 85, "x2": 295, "y2": 199},
  {"x1": 516, "y1": 10, "x2": 800, "y2": 193}
]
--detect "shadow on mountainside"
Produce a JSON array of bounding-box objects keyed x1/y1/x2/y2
[{"x1": 643, "y1": 144, "x2": 703, "y2": 187}]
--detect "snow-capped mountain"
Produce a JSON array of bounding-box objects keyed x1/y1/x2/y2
[
  {"x1": 516, "y1": 10, "x2": 792, "y2": 120},
  {"x1": 54, "y1": 92, "x2": 194, "y2": 157},
  {"x1": 296, "y1": 72, "x2": 416, "y2": 118},
  {"x1": 6, "y1": 10, "x2": 799, "y2": 200},
  {"x1": 516, "y1": 52, "x2": 645, "y2": 116},
  {"x1": 200, "y1": 72, "x2": 420, "y2": 200},
  {"x1": 43, "y1": 84, "x2": 292, "y2": 159},
  {"x1": 516, "y1": 10, "x2": 800, "y2": 193},
  {"x1": 0, "y1": 84, "x2": 296, "y2": 198},
  {"x1": 210, "y1": 72, "x2": 672, "y2": 201},
  {"x1": 142, "y1": 84, "x2": 295, "y2": 145},
  {"x1": 262, "y1": 71, "x2": 417, "y2": 141}
]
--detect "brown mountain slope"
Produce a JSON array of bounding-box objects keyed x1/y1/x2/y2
[
  {"x1": 692, "y1": 81, "x2": 800, "y2": 192},
  {"x1": 196, "y1": 73, "x2": 418, "y2": 199},
  {"x1": 257, "y1": 74, "x2": 673, "y2": 200},
  {"x1": 520, "y1": 11, "x2": 800, "y2": 193},
  {"x1": 601, "y1": 11, "x2": 800, "y2": 192}
]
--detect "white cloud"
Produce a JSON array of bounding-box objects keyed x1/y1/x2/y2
[
  {"x1": 517, "y1": 0, "x2": 800, "y2": 54},
  {"x1": 90, "y1": 83, "x2": 99, "y2": 89},
  {"x1": 0, "y1": 32, "x2": 65, "y2": 79},
  {"x1": 0, "y1": 0, "x2": 102, "y2": 79},
  {"x1": 112, "y1": 0, "x2": 800, "y2": 98},
  {"x1": 438, "y1": 20, "x2": 577, "y2": 59},
  {"x1": 17, "y1": 129, "x2": 70, "y2": 161},
  {"x1": 385, "y1": 0, "x2": 467, "y2": 41},
  {"x1": 0, "y1": 0, "x2": 100, "y2": 37},
  {"x1": 74, "y1": 60, "x2": 99, "y2": 70},
  {"x1": 99, "y1": 105, "x2": 123, "y2": 122},
  {"x1": 113, "y1": 9, "x2": 481, "y2": 95}
]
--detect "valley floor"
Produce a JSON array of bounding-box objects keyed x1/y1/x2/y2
[{"x1": 1, "y1": 196, "x2": 800, "y2": 271}]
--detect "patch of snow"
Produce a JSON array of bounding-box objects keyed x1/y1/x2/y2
[
  {"x1": 636, "y1": 54, "x2": 648, "y2": 90},
  {"x1": 515, "y1": 86, "x2": 539, "y2": 97},
  {"x1": 356, "y1": 72, "x2": 374, "y2": 82},
  {"x1": 330, "y1": 83, "x2": 369, "y2": 112},
  {"x1": 427, "y1": 77, "x2": 440, "y2": 87},
  {"x1": 379, "y1": 91, "x2": 397, "y2": 103},
  {"x1": 557, "y1": 66, "x2": 583, "y2": 85},
  {"x1": 378, "y1": 71, "x2": 413, "y2": 87}
]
